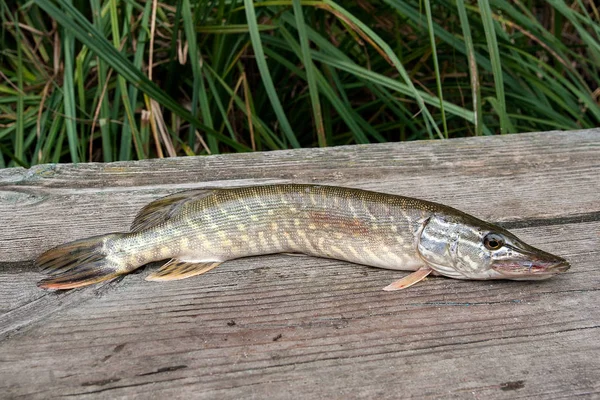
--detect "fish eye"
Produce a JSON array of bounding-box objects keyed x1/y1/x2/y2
[{"x1": 484, "y1": 233, "x2": 505, "y2": 250}]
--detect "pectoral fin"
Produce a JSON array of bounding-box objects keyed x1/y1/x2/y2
[
  {"x1": 146, "y1": 259, "x2": 222, "y2": 282},
  {"x1": 382, "y1": 267, "x2": 432, "y2": 291}
]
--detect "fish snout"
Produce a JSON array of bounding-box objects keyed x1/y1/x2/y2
[
  {"x1": 491, "y1": 252, "x2": 570, "y2": 279},
  {"x1": 547, "y1": 259, "x2": 570, "y2": 273},
  {"x1": 531, "y1": 252, "x2": 570, "y2": 274}
]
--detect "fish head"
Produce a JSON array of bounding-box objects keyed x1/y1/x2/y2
[{"x1": 417, "y1": 214, "x2": 570, "y2": 280}]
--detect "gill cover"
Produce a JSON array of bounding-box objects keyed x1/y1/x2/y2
[{"x1": 417, "y1": 214, "x2": 491, "y2": 279}]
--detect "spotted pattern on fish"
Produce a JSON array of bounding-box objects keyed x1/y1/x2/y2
[{"x1": 36, "y1": 184, "x2": 570, "y2": 290}]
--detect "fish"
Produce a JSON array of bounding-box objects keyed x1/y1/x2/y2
[{"x1": 36, "y1": 184, "x2": 570, "y2": 290}]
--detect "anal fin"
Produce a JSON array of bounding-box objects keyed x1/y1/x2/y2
[
  {"x1": 146, "y1": 259, "x2": 222, "y2": 282},
  {"x1": 382, "y1": 267, "x2": 432, "y2": 291}
]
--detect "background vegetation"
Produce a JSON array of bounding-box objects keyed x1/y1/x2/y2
[{"x1": 0, "y1": 0, "x2": 599, "y2": 167}]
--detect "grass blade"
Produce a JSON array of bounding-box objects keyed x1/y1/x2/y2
[
  {"x1": 423, "y1": 0, "x2": 447, "y2": 138},
  {"x1": 478, "y1": 0, "x2": 513, "y2": 134},
  {"x1": 61, "y1": 3, "x2": 79, "y2": 163},
  {"x1": 182, "y1": 0, "x2": 217, "y2": 152},
  {"x1": 243, "y1": 0, "x2": 300, "y2": 148},
  {"x1": 108, "y1": 0, "x2": 143, "y2": 160},
  {"x1": 322, "y1": 0, "x2": 442, "y2": 139},
  {"x1": 456, "y1": 0, "x2": 482, "y2": 136},
  {"x1": 293, "y1": 0, "x2": 326, "y2": 146},
  {"x1": 34, "y1": 0, "x2": 250, "y2": 153},
  {"x1": 14, "y1": 13, "x2": 26, "y2": 165}
]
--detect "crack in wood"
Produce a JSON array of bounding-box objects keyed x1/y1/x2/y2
[
  {"x1": 137, "y1": 365, "x2": 188, "y2": 376},
  {"x1": 0, "y1": 281, "x2": 117, "y2": 341},
  {"x1": 63, "y1": 380, "x2": 183, "y2": 396},
  {"x1": 497, "y1": 211, "x2": 600, "y2": 229}
]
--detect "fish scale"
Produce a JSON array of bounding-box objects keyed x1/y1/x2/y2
[
  {"x1": 36, "y1": 184, "x2": 570, "y2": 290},
  {"x1": 178, "y1": 185, "x2": 426, "y2": 268}
]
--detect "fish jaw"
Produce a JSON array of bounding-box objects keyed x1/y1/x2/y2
[{"x1": 491, "y1": 251, "x2": 570, "y2": 280}]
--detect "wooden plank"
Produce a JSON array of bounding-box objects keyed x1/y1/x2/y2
[{"x1": 0, "y1": 129, "x2": 598, "y2": 398}]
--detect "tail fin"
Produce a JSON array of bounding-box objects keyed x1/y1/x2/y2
[{"x1": 36, "y1": 234, "x2": 126, "y2": 290}]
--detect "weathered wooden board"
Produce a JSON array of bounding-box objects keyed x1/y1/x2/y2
[{"x1": 0, "y1": 129, "x2": 598, "y2": 399}]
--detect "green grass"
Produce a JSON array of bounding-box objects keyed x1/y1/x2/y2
[{"x1": 0, "y1": 0, "x2": 598, "y2": 166}]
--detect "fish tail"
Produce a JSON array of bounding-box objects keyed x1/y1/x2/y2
[{"x1": 36, "y1": 233, "x2": 127, "y2": 290}]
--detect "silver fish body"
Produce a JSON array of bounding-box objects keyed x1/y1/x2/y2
[{"x1": 36, "y1": 184, "x2": 570, "y2": 290}]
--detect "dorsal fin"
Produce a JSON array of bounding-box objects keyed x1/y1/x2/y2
[{"x1": 130, "y1": 189, "x2": 213, "y2": 232}]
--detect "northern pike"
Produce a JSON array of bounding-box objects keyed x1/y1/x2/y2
[{"x1": 37, "y1": 184, "x2": 570, "y2": 290}]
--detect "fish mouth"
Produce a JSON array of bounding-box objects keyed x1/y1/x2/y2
[
  {"x1": 491, "y1": 259, "x2": 570, "y2": 278},
  {"x1": 549, "y1": 261, "x2": 570, "y2": 273}
]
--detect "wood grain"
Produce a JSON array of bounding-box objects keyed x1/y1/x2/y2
[{"x1": 0, "y1": 129, "x2": 598, "y2": 399}]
